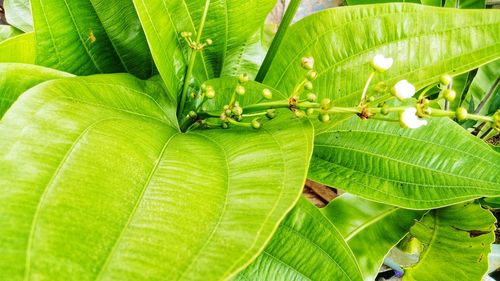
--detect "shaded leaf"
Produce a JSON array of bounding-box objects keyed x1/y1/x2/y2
[
  {"x1": 4, "y1": 0, "x2": 33, "y2": 32},
  {"x1": 234, "y1": 197, "x2": 363, "y2": 281},
  {"x1": 322, "y1": 194, "x2": 425, "y2": 280},
  {"x1": 0, "y1": 25, "x2": 22, "y2": 42},
  {"x1": 404, "y1": 202, "x2": 496, "y2": 280}
]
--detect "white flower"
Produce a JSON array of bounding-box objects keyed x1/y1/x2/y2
[
  {"x1": 392, "y1": 80, "x2": 416, "y2": 100},
  {"x1": 371, "y1": 54, "x2": 393, "y2": 72},
  {"x1": 400, "y1": 107, "x2": 428, "y2": 129}
]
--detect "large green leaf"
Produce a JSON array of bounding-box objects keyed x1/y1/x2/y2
[
  {"x1": 234, "y1": 197, "x2": 364, "y2": 281},
  {"x1": 31, "y1": 0, "x2": 153, "y2": 78},
  {"x1": 462, "y1": 59, "x2": 500, "y2": 116},
  {"x1": 132, "y1": 0, "x2": 276, "y2": 101},
  {"x1": 0, "y1": 63, "x2": 73, "y2": 118},
  {"x1": 309, "y1": 116, "x2": 500, "y2": 209},
  {"x1": 404, "y1": 202, "x2": 496, "y2": 280},
  {"x1": 4, "y1": 0, "x2": 33, "y2": 32},
  {"x1": 322, "y1": 194, "x2": 425, "y2": 280},
  {"x1": 0, "y1": 74, "x2": 313, "y2": 280},
  {"x1": 0, "y1": 32, "x2": 36, "y2": 64},
  {"x1": 265, "y1": 3, "x2": 500, "y2": 133},
  {"x1": 444, "y1": 0, "x2": 485, "y2": 9},
  {"x1": 0, "y1": 25, "x2": 22, "y2": 42}
]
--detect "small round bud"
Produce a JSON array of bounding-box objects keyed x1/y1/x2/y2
[
  {"x1": 251, "y1": 118, "x2": 261, "y2": 129},
  {"x1": 371, "y1": 54, "x2": 393, "y2": 72},
  {"x1": 190, "y1": 92, "x2": 196, "y2": 99},
  {"x1": 188, "y1": 111, "x2": 197, "y2": 119},
  {"x1": 222, "y1": 122, "x2": 229, "y2": 129},
  {"x1": 262, "y1": 89, "x2": 273, "y2": 100},
  {"x1": 187, "y1": 32, "x2": 192, "y2": 37},
  {"x1": 220, "y1": 113, "x2": 227, "y2": 121},
  {"x1": 301, "y1": 57, "x2": 314, "y2": 70},
  {"x1": 306, "y1": 71, "x2": 318, "y2": 81},
  {"x1": 232, "y1": 106, "x2": 243, "y2": 116},
  {"x1": 493, "y1": 110, "x2": 500, "y2": 131},
  {"x1": 374, "y1": 82, "x2": 388, "y2": 93},
  {"x1": 304, "y1": 81, "x2": 313, "y2": 91},
  {"x1": 440, "y1": 74, "x2": 452, "y2": 86},
  {"x1": 443, "y1": 89, "x2": 456, "y2": 102},
  {"x1": 225, "y1": 109, "x2": 232, "y2": 116},
  {"x1": 266, "y1": 109, "x2": 277, "y2": 119},
  {"x1": 294, "y1": 110, "x2": 306, "y2": 118},
  {"x1": 238, "y1": 73, "x2": 249, "y2": 84},
  {"x1": 235, "y1": 85, "x2": 245, "y2": 96},
  {"x1": 201, "y1": 83, "x2": 207, "y2": 92},
  {"x1": 205, "y1": 38, "x2": 213, "y2": 45},
  {"x1": 205, "y1": 87, "x2": 215, "y2": 99},
  {"x1": 306, "y1": 108, "x2": 315, "y2": 116},
  {"x1": 181, "y1": 31, "x2": 190, "y2": 38},
  {"x1": 223, "y1": 105, "x2": 230, "y2": 110},
  {"x1": 306, "y1": 93, "x2": 317, "y2": 102},
  {"x1": 381, "y1": 104, "x2": 389, "y2": 115},
  {"x1": 368, "y1": 96, "x2": 376, "y2": 102},
  {"x1": 319, "y1": 113, "x2": 330, "y2": 123},
  {"x1": 320, "y1": 98, "x2": 331, "y2": 110}
]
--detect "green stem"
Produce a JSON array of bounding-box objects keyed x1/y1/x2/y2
[
  {"x1": 466, "y1": 113, "x2": 493, "y2": 123},
  {"x1": 242, "y1": 112, "x2": 268, "y2": 118},
  {"x1": 177, "y1": 0, "x2": 211, "y2": 119},
  {"x1": 227, "y1": 118, "x2": 252, "y2": 128},
  {"x1": 254, "y1": 0, "x2": 302, "y2": 82},
  {"x1": 367, "y1": 93, "x2": 393, "y2": 106},
  {"x1": 359, "y1": 71, "x2": 376, "y2": 106},
  {"x1": 326, "y1": 107, "x2": 361, "y2": 114},
  {"x1": 243, "y1": 100, "x2": 290, "y2": 112},
  {"x1": 418, "y1": 84, "x2": 437, "y2": 99}
]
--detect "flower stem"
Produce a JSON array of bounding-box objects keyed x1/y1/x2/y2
[
  {"x1": 177, "y1": 0, "x2": 211, "y2": 119},
  {"x1": 359, "y1": 71, "x2": 376, "y2": 106}
]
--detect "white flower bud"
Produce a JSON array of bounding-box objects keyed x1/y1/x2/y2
[
  {"x1": 371, "y1": 54, "x2": 393, "y2": 72},
  {"x1": 392, "y1": 80, "x2": 416, "y2": 100},
  {"x1": 400, "y1": 107, "x2": 428, "y2": 129}
]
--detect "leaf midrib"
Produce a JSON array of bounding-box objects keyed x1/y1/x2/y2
[{"x1": 344, "y1": 207, "x2": 399, "y2": 241}]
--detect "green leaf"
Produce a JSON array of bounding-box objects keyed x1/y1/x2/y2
[
  {"x1": 0, "y1": 63, "x2": 73, "y2": 118},
  {"x1": 31, "y1": 0, "x2": 153, "y2": 78},
  {"x1": 234, "y1": 197, "x2": 364, "y2": 281},
  {"x1": 0, "y1": 73, "x2": 313, "y2": 280},
  {"x1": 265, "y1": 3, "x2": 500, "y2": 133},
  {"x1": 420, "y1": 0, "x2": 442, "y2": 6},
  {"x1": 309, "y1": 117, "x2": 500, "y2": 209},
  {"x1": 4, "y1": 0, "x2": 33, "y2": 32},
  {"x1": 0, "y1": 32, "x2": 36, "y2": 64},
  {"x1": 462, "y1": 60, "x2": 500, "y2": 116},
  {"x1": 220, "y1": 32, "x2": 267, "y2": 80},
  {"x1": 444, "y1": 0, "x2": 485, "y2": 9},
  {"x1": 132, "y1": 0, "x2": 276, "y2": 101},
  {"x1": 0, "y1": 25, "x2": 23, "y2": 42},
  {"x1": 404, "y1": 201, "x2": 496, "y2": 280},
  {"x1": 322, "y1": 194, "x2": 425, "y2": 280},
  {"x1": 346, "y1": 0, "x2": 420, "y2": 5}
]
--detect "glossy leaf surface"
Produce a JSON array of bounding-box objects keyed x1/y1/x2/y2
[
  {"x1": 404, "y1": 202, "x2": 496, "y2": 280},
  {"x1": 0, "y1": 74, "x2": 313, "y2": 280},
  {"x1": 323, "y1": 194, "x2": 424, "y2": 280},
  {"x1": 235, "y1": 197, "x2": 363, "y2": 281},
  {"x1": 309, "y1": 117, "x2": 500, "y2": 209},
  {"x1": 0, "y1": 63, "x2": 72, "y2": 118}
]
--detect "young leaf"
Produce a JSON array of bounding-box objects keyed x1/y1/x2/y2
[
  {"x1": 234, "y1": 197, "x2": 364, "y2": 281},
  {"x1": 0, "y1": 25, "x2": 22, "y2": 42},
  {"x1": 264, "y1": 3, "x2": 500, "y2": 133},
  {"x1": 0, "y1": 32, "x2": 35, "y2": 64},
  {"x1": 132, "y1": 0, "x2": 277, "y2": 100},
  {"x1": 309, "y1": 117, "x2": 500, "y2": 209},
  {"x1": 404, "y1": 202, "x2": 496, "y2": 280},
  {"x1": 31, "y1": 0, "x2": 153, "y2": 78},
  {"x1": 4, "y1": 0, "x2": 33, "y2": 32},
  {"x1": 0, "y1": 74, "x2": 313, "y2": 280},
  {"x1": 322, "y1": 194, "x2": 425, "y2": 280},
  {"x1": 0, "y1": 63, "x2": 73, "y2": 118}
]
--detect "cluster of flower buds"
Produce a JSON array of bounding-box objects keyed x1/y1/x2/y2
[{"x1": 181, "y1": 31, "x2": 212, "y2": 51}]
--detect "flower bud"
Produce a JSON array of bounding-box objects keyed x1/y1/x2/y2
[
  {"x1": 225, "y1": 109, "x2": 232, "y2": 116},
  {"x1": 188, "y1": 111, "x2": 197, "y2": 119},
  {"x1": 319, "y1": 113, "x2": 330, "y2": 123},
  {"x1": 306, "y1": 71, "x2": 318, "y2": 81},
  {"x1": 306, "y1": 93, "x2": 317, "y2": 102},
  {"x1": 238, "y1": 73, "x2": 249, "y2": 84},
  {"x1": 440, "y1": 74, "x2": 452, "y2": 86},
  {"x1": 235, "y1": 85, "x2": 245, "y2": 96},
  {"x1": 205, "y1": 38, "x2": 213, "y2": 45},
  {"x1": 262, "y1": 89, "x2": 273, "y2": 100},
  {"x1": 374, "y1": 82, "x2": 388, "y2": 93},
  {"x1": 304, "y1": 81, "x2": 313, "y2": 91},
  {"x1": 294, "y1": 110, "x2": 306, "y2": 118},
  {"x1": 392, "y1": 80, "x2": 416, "y2": 100},
  {"x1": 301, "y1": 57, "x2": 314, "y2": 70},
  {"x1": 232, "y1": 106, "x2": 243, "y2": 116},
  {"x1": 456, "y1": 107, "x2": 468, "y2": 121},
  {"x1": 493, "y1": 110, "x2": 500, "y2": 131},
  {"x1": 400, "y1": 107, "x2": 428, "y2": 129},
  {"x1": 381, "y1": 104, "x2": 389, "y2": 115},
  {"x1": 181, "y1": 31, "x2": 190, "y2": 38},
  {"x1": 251, "y1": 118, "x2": 261, "y2": 129},
  {"x1": 201, "y1": 83, "x2": 207, "y2": 92},
  {"x1": 306, "y1": 108, "x2": 315, "y2": 116},
  {"x1": 222, "y1": 122, "x2": 229, "y2": 129},
  {"x1": 443, "y1": 89, "x2": 456, "y2": 102},
  {"x1": 205, "y1": 87, "x2": 215, "y2": 99},
  {"x1": 220, "y1": 112, "x2": 227, "y2": 121},
  {"x1": 371, "y1": 54, "x2": 393, "y2": 72},
  {"x1": 266, "y1": 109, "x2": 276, "y2": 119},
  {"x1": 368, "y1": 96, "x2": 375, "y2": 102},
  {"x1": 320, "y1": 98, "x2": 331, "y2": 110}
]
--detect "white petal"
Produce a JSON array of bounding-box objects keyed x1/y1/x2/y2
[
  {"x1": 371, "y1": 54, "x2": 393, "y2": 72},
  {"x1": 393, "y1": 80, "x2": 416, "y2": 100},
  {"x1": 400, "y1": 107, "x2": 428, "y2": 129}
]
